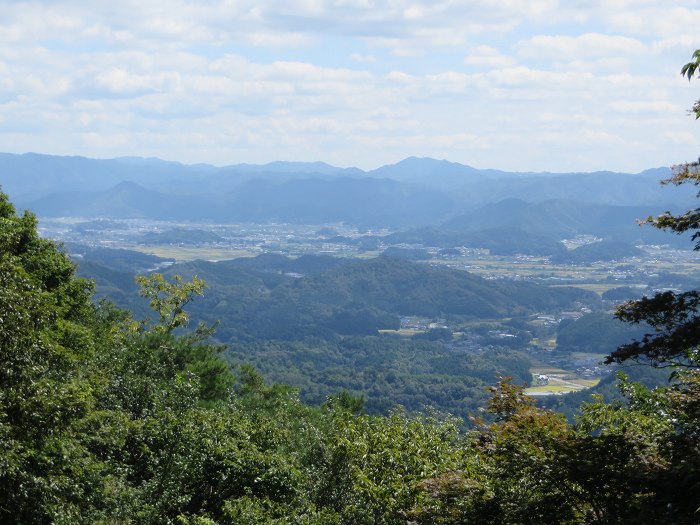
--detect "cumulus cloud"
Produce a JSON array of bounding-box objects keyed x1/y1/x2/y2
[
  {"x1": 518, "y1": 33, "x2": 646, "y2": 60},
  {"x1": 609, "y1": 100, "x2": 678, "y2": 114},
  {"x1": 350, "y1": 53, "x2": 376, "y2": 63},
  {"x1": 464, "y1": 45, "x2": 517, "y2": 69},
  {"x1": 0, "y1": 0, "x2": 699, "y2": 171}
]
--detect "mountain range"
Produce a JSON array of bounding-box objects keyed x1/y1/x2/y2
[{"x1": 1, "y1": 151, "x2": 695, "y2": 235}]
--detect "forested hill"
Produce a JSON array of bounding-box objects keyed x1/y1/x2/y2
[
  {"x1": 79, "y1": 253, "x2": 598, "y2": 341},
  {"x1": 550, "y1": 240, "x2": 646, "y2": 265},
  {"x1": 74, "y1": 250, "x2": 569, "y2": 415}
]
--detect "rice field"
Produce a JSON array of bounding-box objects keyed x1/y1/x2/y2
[
  {"x1": 130, "y1": 245, "x2": 258, "y2": 262},
  {"x1": 525, "y1": 366, "x2": 601, "y2": 396}
]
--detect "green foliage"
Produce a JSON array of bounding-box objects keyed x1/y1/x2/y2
[
  {"x1": 543, "y1": 363, "x2": 673, "y2": 421},
  {"x1": 139, "y1": 227, "x2": 225, "y2": 245},
  {"x1": 227, "y1": 337, "x2": 531, "y2": 416},
  {"x1": 381, "y1": 246, "x2": 430, "y2": 260},
  {"x1": 383, "y1": 226, "x2": 568, "y2": 257},
  {"x1": 0, "y1": 192, "x2": 106, "y2": 523},
  {"x1": 66, "y1": 242, "x2": 173, "y2": 273},
  {"x1": 87, "y1": 254, "x2": 596, "y2": 341},
  {"x1": 682, "y1": 49, "x2": 700, "y2": 118},
  {"x1": 0, "y1": 196, "x2": 542, "y2": 523},
  {"x1": 610, "y1": 290, "x2": 700, "y2": 366},
  {"x1": 411, "y1": 376, "x2": 700, "y2": 524},
  {"x1": 307, "y1": 408, "x2": 467, "y2": 525},
  {"x1": 137, "y1": 273, "x2": 205, "y2": 333},
  {"x1": 602, "y1": 286, "x2": 644, "y2": 302}
]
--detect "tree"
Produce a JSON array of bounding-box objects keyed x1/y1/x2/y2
[
  {"x1": 0, "y1": 191, "x2": 111, "y2": 523},
  {"x1": 606, "y1": 50, "x2": 700, "y2": 368},
  {"x1": 595, "y1": 49, "x2": 700, "y2": 524},
  {"x1": 136, "y1": 273, "x2": 205, "y2": 333}
]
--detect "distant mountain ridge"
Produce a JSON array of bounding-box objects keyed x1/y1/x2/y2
[
  {"x1": 0, "y1": 151, "x2": 678, "y2": 197},
  {"x1": 1, "y1": 151, "x2": 695, "y2": 228}
]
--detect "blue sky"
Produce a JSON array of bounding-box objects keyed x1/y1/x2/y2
[{"x1": 2, "y1": 0, "x2": 700, "y2": 172}]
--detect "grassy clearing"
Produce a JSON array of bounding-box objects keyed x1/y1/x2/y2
[
  {"x1": 526, "y1": 367, "x2": 600, "y2": 395},
  {"x1": 526, "y1": 385, "x2": 580, "y2": 394}
]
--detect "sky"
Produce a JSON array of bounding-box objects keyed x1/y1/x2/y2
[{"x1": 2, "y1": 1, "x2": 700, "y2": 172}]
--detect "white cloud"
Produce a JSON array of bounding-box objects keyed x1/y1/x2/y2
[
  {"x1": 651, "y1": 35, "x2": 700, "y2": 54},
  {"x1": 464, "y1": 45, "x2": 517, "y2": 69},
  {"x1": 350, "y1": 53, "x2": 376, "y2": 63},
  {"x1": 385, "y1": 70, "x2": 417, "y2": 83},
  {"x1": 609, "y1": 100, "x2": 678, "y2": 114},
  {"x1": 518, "y1": 33, "x2": 646, "y2": 60},
  {"x1": 606, "y1": 6, "x2": 700, "y2": 39},
  {"x1": 0, "y1": 1, "x2": 699, "y2": 172}
]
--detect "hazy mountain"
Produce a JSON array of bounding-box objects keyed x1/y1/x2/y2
[
  {"x1": 3, "y1": 152, "x2": 696, "y2": 229},
  {"x1": 365, "y1": 157, "x2": 690, "y2": 207},
  {"x1": 1, "y1": 152, "x2": 363, "y2": 201},
  {"x1": 0, "y1": 152, "x2": 200, "y2": 200},
  {"x1": 224, "y1": 160, "x2": 363, "y2": 176},
  {"x1": 458, "y1": 169, "x2": 687, "y2": 207},
  {"x1": 443, "y1": 199, "x2": 691, "y2": 245},
  {"x1": 28, "y1": 176, "x2": 457, "y2": 226},
  {"x1": 27, "y1": 181, "x2": 203, "y2": 219},
  {"x1": 220, "y1": 176, "x2": 456, "y2": 226},
  {"x1": 366, "y1": 156, "x2": 499, "y2": 185},
  {"x1": 3, "y1": 151, "x2": 691, "y2": 205}
]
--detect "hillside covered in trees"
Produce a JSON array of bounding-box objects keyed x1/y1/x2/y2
[
  {"x1": 82, "y1": 254, "x2": 597, "y2": 341},
  {"x1": 71, "y1": 245, "x2": 603, "y2": 415}
]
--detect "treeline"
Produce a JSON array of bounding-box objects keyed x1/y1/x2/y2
[
  {"x1": 381, "y1": 226, "x2": 569, "y2": 256},
  {"x1": 550, "y1": 240, "x2": 645, "y2": 265}
]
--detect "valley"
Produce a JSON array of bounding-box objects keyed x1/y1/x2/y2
[
  {"x1": 7, "y1": 153, "x2": 695, "y2": 413},
  {"x1": 39, "y1": 213, "x2": 700, "y2": 406}
]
